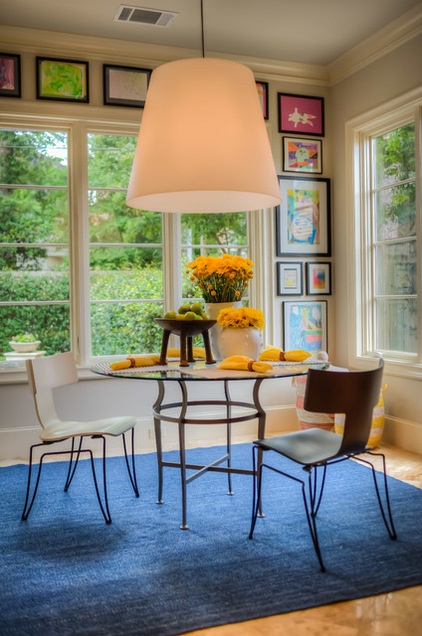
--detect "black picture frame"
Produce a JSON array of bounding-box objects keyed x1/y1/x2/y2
[
  {"x1": 306, "y1": 262, "x2": 332, "y2": 295},
  {"x1": 103, "y1": 64, "x2": 152, "y2": 108},
  {"x1": 277, "y1": 262, "x2": 303, "y2": 296},
  {"x1": 275, "y1": 176, "x2": 331, "y2": 257},
  {"x1": 36, "y1": 57, "x2": 89, "y2": 103},
  {"x1": 0, "y1": 53, "x2": 21, "y2": 97},
  {"x1": 256, "y1": 80, "x2": 269, "y2": 119},
  {"x1": 282, "y1": 300, "x2": 328, "y2": 352},
  {"x1": 278, "y1": 92, "x2": 324, "y2": 136},
  {"x1": 282, "y1": 136, "x2": 322, "y2": 174}
]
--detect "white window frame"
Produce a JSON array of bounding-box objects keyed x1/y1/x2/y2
[
  {"x1": 346, "y1": 88, "x2": 422, "y2": 378},
  {"x1": 0, "y1": 113, "x2": 269, "y2": 381}
]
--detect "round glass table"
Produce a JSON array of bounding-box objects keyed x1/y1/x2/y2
[{"x1": 92, "y1": 360, "x2": 328, "y2": 529}]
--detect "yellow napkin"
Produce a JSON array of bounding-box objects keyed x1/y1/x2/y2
[
  {"x1": 110, "y1": 354, "x2": 161, "y2": 370},
  {"x1": 259, "y1": 347, "x2": 285, "y2": 361},
  {"x1": 259, "y1": 348, "x2": 312, "y2": 362},
  {"x1": 166, "y1": 347, "x2": 206, "y2": 359},
  {"x1": 217, "y1": 355, "x2": 272, "y2": 374}
]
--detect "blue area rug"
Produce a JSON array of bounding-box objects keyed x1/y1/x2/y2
[{"x1": 1, "y1": 443, "x2": 421, "y2": 635}]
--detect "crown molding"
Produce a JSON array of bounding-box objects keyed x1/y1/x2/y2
[
  {"x1": 0, "y1": 25, "x2": 329, "y2": 86},
  {"x1": 328, "y1": 4, "x2": 422, "y2": 85},
  {"x1": 1, "y1": 4, "x2": 421, "y2": 89}
]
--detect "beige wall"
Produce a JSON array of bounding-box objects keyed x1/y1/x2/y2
[{"x1": 330, "y1": 34, "x2": 422, "y2": 450}]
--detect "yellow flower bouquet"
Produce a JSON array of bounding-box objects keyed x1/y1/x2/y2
[
  {"x1": 186, "y1": 254, "x2": 254, "y2": 303},
  {"x1": 217, "y1": 307, "x2": 265, "y2": 330}
]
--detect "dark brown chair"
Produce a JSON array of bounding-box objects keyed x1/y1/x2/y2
[{"x1": 249, "y1": 358, "x2": 397, "y2": 571}]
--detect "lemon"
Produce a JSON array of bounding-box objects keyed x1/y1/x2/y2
[
  {"x1": 190, "y1": 302, "x2": 203, "y2": 315},
  {"x1": 184, "y1": 311, "x2": 197, "y2": 320},
  {"x1": 164, "y1": 311, "x2": 177, "y2": 319},
  {"x1": 178, "y1": 304, "x2": 191, "y2": 314}
]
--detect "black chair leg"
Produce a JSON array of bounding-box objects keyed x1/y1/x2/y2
[
  {"x1": 303, "y1": 468, "x2": 326, "y2": 572},
  {"x1": 64, "y1": 437, "x2": 84, "y2": 491},
  {"x1": 355, "y1": 452, "x2": 397, "y2": 540},
  {"x1": 122, "y1": 428, "x2": 139, "y2": 497},
  {"x1": 22, "y1": 442, "x2": 48, "y2": 520},
  {"x1": 88, "y1": 435, "x2": 112, "y2": 524}
]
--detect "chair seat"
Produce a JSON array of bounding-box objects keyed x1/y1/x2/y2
[
  {"x1": 40, "y1": 415, "x2": 137, "y2": 442},
  {"x1": 255, "y1": 428, "x2": 344, "y2": 465}
]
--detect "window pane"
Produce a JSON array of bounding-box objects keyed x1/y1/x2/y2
[
  {"x1": 375, "y1": 182, "x2": 416, "y2": 240},
  {"x1": 375, "y1": 298, "x2": 417, "y2": 353},
  {"x1": 375, "y1": 241, "x2": 416, "y2": 295},
  {"x1": 374, "y1": 123, "x2": 415, "y2": 188},
  {"x1": 87, "y1": 132, "x2": 163, "y2": 357},
  {"x1": 0, "y1": 130, "x2": 68, "y2": 186},
  {"x1": 0, "y1": 128, "x2": 70, "y2": 362},
  {"x1": 0, "y1": 188, "x2": 69, "y2": 243},
  {"x1": 89, "y1": 193, "x2": 161, "y2": 244},
  {"x1": 90, "y1": 301, "x2": 163, "y2": 356},
  {"x1": 0, "y1": 303, "x2": 70, "y2": 357},
  {"x1": 90, "y1": 265, "x2": 162, "y2": 301},
  {"x1": 181, "y1": 212, "x2": 248, "y2": 300},
  {"x1": 88, "y1": 134, "x2": 137, "y2": 188}
]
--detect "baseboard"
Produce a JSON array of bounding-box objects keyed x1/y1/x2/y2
[
  {"x1": 383, "y1": 415, "x2": 422, "y2": 455},
  {"x1": 2, "y1": 407, "x2": 420, "y2": 463}
]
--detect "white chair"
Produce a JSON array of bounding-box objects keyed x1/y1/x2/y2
[{"x1": 23, "y1": 352, "x2": 139, "y2": 523}]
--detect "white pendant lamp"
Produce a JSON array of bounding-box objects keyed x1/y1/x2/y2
[{"x1": 126, "y1": 2, "x2": 280, "y2": 214}]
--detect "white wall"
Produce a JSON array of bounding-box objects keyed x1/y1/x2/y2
[{"x1": 330, "y1": 34, "x2": 422, "y2": 453}]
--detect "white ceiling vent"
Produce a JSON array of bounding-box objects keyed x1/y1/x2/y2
[{"x1": 114, "y1": 5, "x2": 178, "y2": 27}]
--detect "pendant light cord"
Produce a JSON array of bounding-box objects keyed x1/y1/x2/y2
[{"x1": 200, "y1": 0, "x2": 205, "y2": 58}]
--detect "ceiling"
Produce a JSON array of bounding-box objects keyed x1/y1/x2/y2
[{"x1": 1, "y1": 0, "x2": 421, "y2": 66}]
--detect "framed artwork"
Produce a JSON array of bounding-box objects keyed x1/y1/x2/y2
[
  {"x1": 277, "y1": 262, "x2": 303, "y2": 296},
  {"x1": 278, "y1": 93, "x2": 324, "y2": 136},
  {"x1": 256, "y1": 80, "x2": 269, "y2": 119},
  {"x1": 275, "y1": 176, "x2": 331, "y2": 257},
  {"x1": 283, "y1": 300, "x2": 327, "y2": 352},
  {"x1": 36, "y1": 57, "x2": 89, "y2": 102},
  {"x1": 103, "y1": 64, "x2": 152, "y2": 107},
  {"x1": 306, "y1": 262, "x2": 331, "y2": 295},
  {"x1": 282, "y1": 137, "x2": 322, "y2": 174},
  {"x1": 0, "y1": 53, "x2": 21, "y2": 97}
]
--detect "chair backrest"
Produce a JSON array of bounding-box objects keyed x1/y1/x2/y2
[
  {"x1": 304, "y1": 358, "x2": 384, "y2": 454},
  {"x1": 26, "y1": 352, "x2": 78, "y2": 429}
]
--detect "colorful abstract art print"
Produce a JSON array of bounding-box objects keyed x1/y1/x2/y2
[
  {"x1": 283, "y1": 137, "x2": 322, "y2": 173},
  {"x1": 283, "y1": 300, "x2": 327, "y2": 352},
  {"x1": 276, "y1": 177, "x2": 331, "y2": 257},
  {"x1": 278, "y1": 93, "x2": 324, "y2": 136},
  {"x1": 277, "y1": 262, "x2": 303, "y2": 296},
  {"x1": 0, "y1": 54, "x2": 21, "y2": 97},
  {"x1": 306, "y1": 262, "x2": 331, "y2": 295},
  {"x1": 36, "y1": 57, "x2": 89, "y2": 103}
]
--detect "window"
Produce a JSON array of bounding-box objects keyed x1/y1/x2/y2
[
  {"x1": 349, "y1": 91, "x2": 421, "y2": 374},
  {"x1": 0, "y1": 119, "x2": 250, "y2": 372},
  {"x1": 0, "y1": 129, "x2": 71, "y2": 358}
]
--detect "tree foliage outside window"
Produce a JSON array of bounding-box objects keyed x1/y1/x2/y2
[
  {"x1": 0, "y1": 126, "x2": 249, "y2": 363},
  {"x1": 372, "y1": 122, "x2": 417, "y2": 354}
]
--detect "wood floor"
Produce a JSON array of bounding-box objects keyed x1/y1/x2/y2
[{"x1": 185, "y1": 444, "x2": 422, "y2": 636}]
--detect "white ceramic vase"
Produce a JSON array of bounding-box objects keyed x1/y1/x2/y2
[
  {"x1": 218, "y1": 327, "x2": 264, "y2": 360},
  {"x1": 205, "y1": 301, "x2": 242, "y2": 360}
]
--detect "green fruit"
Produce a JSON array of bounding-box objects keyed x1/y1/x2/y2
[
  {"x1": 184, "y1": 311, "x2": 197, "y2": 320},
  {"x1": 164, "y1": 311, "x2": 177, "y2": 319},
  {"x1": 176, "y1": 313, "x2": 185, "y2": 320},
  {"x1": 178, "y1": 304, "x2": 191, "y2": 314},
  {"x1": 201, "y1": 312, "x2": 208, "y2": 319},
  {"x1": 191, "y1": 302, "x2": 203, "y2": 315}
]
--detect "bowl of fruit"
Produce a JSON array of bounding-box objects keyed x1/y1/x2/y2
[{"x1": 154, "y1": 303, "x2": 216, "y2": 366}]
